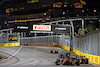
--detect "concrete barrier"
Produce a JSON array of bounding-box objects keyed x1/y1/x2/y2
[{"x1": 59, "y1": 45, "x2": 70, "y2": 51}]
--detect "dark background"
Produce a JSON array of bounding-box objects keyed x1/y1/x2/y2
[{"x1": 0, "y1": 0, "x2": 100, "y2": 29}]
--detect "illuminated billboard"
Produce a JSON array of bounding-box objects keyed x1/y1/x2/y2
[{"x1": 33, "y1": 25, "x2": 51, "y2": 31}]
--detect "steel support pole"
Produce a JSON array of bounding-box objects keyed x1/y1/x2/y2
[
  {"x1": 70, "y1": 20, "x2": 74, "y2": 47},
  {"x1": 62, "y1": 22, "x2": 64, "y2": 25},
  {"x1": 10, "y1": 30, "x2": 12, "y2": 34},
  {"x1": 17, "y1": 33, "x2": 20, "y2": 43},
  {"x1": 82, "y1": 19, "x2": 84, "y2": 29},
  {"x1": 35, "y1": 33, "x2": 36, "y2": 37},
  {"x1": 7, "y1": 31, "x2": 8, "y2": 43},
  {"x1": 0, "y1": 33, "x2": 2, "y2": 43},
  {"x1": 21, "y1": 32, "x2": 23, "y2": 38},
  {"x1": 1, "y1": 31, "x2": 2, "y2": 43}
]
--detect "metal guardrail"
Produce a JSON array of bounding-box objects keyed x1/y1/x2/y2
[{"x1": 20, "y1": 35, "x2": 59, "y2": 45}]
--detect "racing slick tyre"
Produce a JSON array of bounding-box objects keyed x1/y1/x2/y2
[
  {"x1": 65, "y1": 60, "x2": 70, "y2": 65},
  {"x1": 61, "y1": 59, "x2": 64, "y2": 64},
  {"x1": 55, "y1": 59, "x2": 60, "y2": 65},
  {"x1": 84, "y1": 59, "x2": 88, "y2": 64},
  {"x1": 76, "y1": 59, "x2": 80, "y2": 66},
  {"x1": 70, "y1": 59, "x2": 75, "y2": 65},
  {"x1": 55, "y1": 51, "x2": 58, "y2": 53},
  {"x1": 50, "y1": 51, "x2": 53, "y2": 53},
  {"x1": 81, "y1": 59, "x2": 84, "y2": 64},
  {"x1": 55, "y1": 62, "x2": 60, "y2": 65}
]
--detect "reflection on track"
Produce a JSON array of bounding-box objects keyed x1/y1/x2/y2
[{"x1": 0, "y1": 46, "x2": 97, "y2": 67}]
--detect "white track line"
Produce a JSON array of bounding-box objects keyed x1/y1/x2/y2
[{"x1": 0, "y1": 46, "x2": 22, "y2": 62}]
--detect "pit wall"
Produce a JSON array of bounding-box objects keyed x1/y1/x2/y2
[{"x1": 73, "y1": 30, "x2": 100, "y2": 65}]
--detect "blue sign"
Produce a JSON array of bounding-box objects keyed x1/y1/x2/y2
[{"x1": 85, "y1": 44, "x2": 88, "y2": 51}]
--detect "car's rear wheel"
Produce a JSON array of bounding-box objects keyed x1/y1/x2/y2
[{"x1": 76, "y1": 59, "x2": 80, "y2": 66}]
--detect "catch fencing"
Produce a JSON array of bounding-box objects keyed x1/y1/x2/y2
[
  {"x1": 20, "y1": 35, "x2": 59, "y2": 45},
  {"x1": 20, "y1": 35, "x2": 71, "y2": 47},
  {"x1": 74, "y1": 30, "x2": 100, "y2": 56}
]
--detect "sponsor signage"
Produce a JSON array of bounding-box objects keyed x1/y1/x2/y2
[
  {"x1": 0, "y1": 43, "x2": 20, "y2": 47},
  {"x1": 55, "y1": 27, "x2": 66, "y2": 30},
  {"x1": 85, "y1": 44, "x2": 88, "y2": 52},
  {"x1": 33, "y1": 25, "x2": 51, "y2": 31},
  {"x1": 17, "y1": 26, "x2": 28, "y2": 29},
  {"x1": 14, "y1": 24, "x2": 32, "y2": 32},
  {"x1": 9, "y1": 35, "x2": 17, "y2": 41},
  {"x1": 52, "y1": 25, "x2": 71, "y2": 34}
]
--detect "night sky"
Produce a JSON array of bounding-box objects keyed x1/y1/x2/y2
[
  {"x1": 0, "y1": 8, "x2": 7, "y2": 29},
  {"x1": 86, "y1": 0, "x2": 100, "y2": 11}
]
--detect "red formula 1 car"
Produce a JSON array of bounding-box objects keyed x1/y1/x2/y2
[
  {"x1": 50, "y1": 49, "x2": 58, "y2": 54},
  {"x1": 55, "y1": 57, "x2": 80, "y2": 66},
  {"x1": 55, "y1": 56, "x2": 88, "y2": 66}
]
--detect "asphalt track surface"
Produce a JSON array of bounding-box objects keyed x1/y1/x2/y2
[{"x1": 0, "y1": 46, "x2": 98, "y2": 67}]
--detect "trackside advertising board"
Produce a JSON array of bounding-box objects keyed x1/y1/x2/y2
[
  {"x1": 33, "y1": 25, "x2": 51, "y2": 31},
  {"x1": 0, "y1": 43, "x2": 20, "y2": 47},
  {"x1": 51, "y1": 25, "x2": 71, "y2": 34},
  {"x1": 9, "y1": 35, "x2": 17, "y2": 41},
  {"x1": 14, "y1": 24, "x2": 29, "y2": 32}
]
